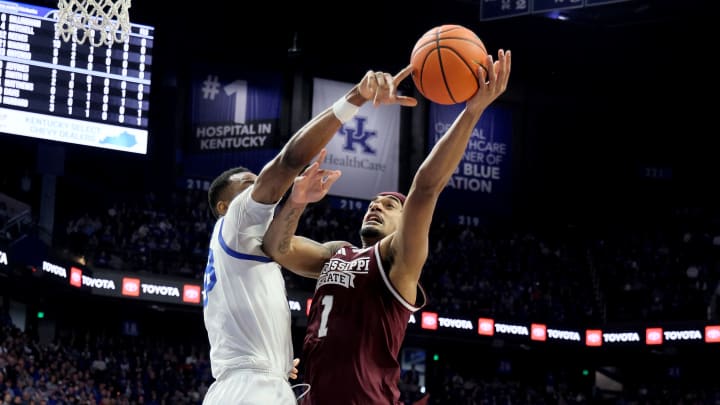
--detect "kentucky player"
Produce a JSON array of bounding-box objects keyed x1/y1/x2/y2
[{"x1": 201, "y1": 67, "x2": 417, "y2": 404}]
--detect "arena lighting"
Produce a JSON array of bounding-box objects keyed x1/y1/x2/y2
[{"x1": 545, "y1": 10, "x2": 570, "y2": 20}]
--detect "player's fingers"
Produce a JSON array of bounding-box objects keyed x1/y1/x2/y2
[
  {"x1": 375, "y1": 71, "x2": 387, "y2": 88},
  {"x1": 293, "y1": 358, "x2": 300, "y2": 367},
  {"x1": 360, "y1": 70, "x2": 376, "y2": 99},
  {"x1": 370, "y1": 72, "x2": 393, "y2": 105},
  {"x1": 373, "y1": 72, "x2": 387, "y2": 106},
  {"x1": 492, "y1": 51, "x2": 506, "y2": 93},
  {"x1": 484, "y1": 53, "x2": 495, "y2": 88},
  {"x1": 315, "y1": 149, "x2": 328, "y2": 165},
  {"x1": 393, "y1": 64, "x2": 414, "y2": 83},
  {"x1": 396, "y1": 95, "x2": 418, "y2": 107},
  {"x1": 323, "y1": 170, "x2": 342, "y2": 187},
  {"x1": 499, "y1": 50, "x2": 511, "y2": 87},
  {"x1": 304, "y1": 161, "x2": 320, "y2": 176},
  {"x1": 490, "y1": 50, "x2": 509, "y2": 93},
  {"x1": 317, "y1": 170, "x2": 341, "y2": 186},
  {"x1": 381, "y1": 72, "x2": 393, "y2": 94}
]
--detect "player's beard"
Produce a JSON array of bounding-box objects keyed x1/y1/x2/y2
[{"x1": 360, "y1": 224, "x2": 382, "y2": 240}]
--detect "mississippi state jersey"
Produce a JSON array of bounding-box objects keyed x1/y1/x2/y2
[{"x1": 301, "y1": 243, "x2": 426, "y2": 405}]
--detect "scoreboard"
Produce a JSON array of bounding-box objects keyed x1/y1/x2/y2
[{"x1": 0, "y1": 1, "x2": 154, "y2": 154}]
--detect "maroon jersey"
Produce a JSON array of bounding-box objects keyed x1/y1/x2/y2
[{"x1": 301, "y1": 243, "x2": 426, "y2": 405}]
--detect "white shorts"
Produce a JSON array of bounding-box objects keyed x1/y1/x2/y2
[{"x1": 203, "y1": 369, "x2": 297, "y2": 405}]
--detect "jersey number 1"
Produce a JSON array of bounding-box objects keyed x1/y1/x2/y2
[{"x1": 318, "y1": 295, "x2": 334, "y2": 338}]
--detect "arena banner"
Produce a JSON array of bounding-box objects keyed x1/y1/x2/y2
[
  {"x1": 429, "y1": 103, "x2": 512, "y2": 225},
  {"x1": 91, "y1": 269, "x2": 202, "y2": 306},
  {"x1": 6, "y1": 246, "x2": 720, "y2": 347},
  {"x1": 183, "y1": 67, "x2": 284, "y2": 180},
  {"x1": 312, "y1": 78, "x2": 401, "y2": 201}
]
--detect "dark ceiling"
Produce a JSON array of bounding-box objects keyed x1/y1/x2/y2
[
  {"x1": 12, "y1": 0, "x2": 716, "y2": 206},
  {"x1": 127, "y1": 0, "x2": 711, "y2": 70}
]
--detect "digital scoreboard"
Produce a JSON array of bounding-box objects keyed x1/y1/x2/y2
[{"x1": 0, "y1": 1, "x2": 154, "y2": 154}]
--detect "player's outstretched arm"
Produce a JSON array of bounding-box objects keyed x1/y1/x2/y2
[
  {"x1": 385, "y1": 50, "x2": 512, "y2": 303},
  {"x1": 252, "y1": 67, "x2": 418, "y2": 205}
]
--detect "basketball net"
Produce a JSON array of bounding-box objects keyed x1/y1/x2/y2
[{"x1": 55, "y1": 0, "x2": 131, "y2": 47}]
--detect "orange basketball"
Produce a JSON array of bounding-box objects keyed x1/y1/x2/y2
[{"x1": 410, "y1": 24, "x2": 489, "y2": 105}]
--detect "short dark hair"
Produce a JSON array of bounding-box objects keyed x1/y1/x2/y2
[{"x1": 208, "y1": 166, "x2": 251, "y2": 219}]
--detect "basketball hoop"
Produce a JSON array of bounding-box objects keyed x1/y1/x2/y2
[{"x1": 55, "y1": 0, "x2": 132, "y2": 47}]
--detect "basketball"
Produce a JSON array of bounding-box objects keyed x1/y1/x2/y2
[{"x1": 410, "y1": 24, "x2": 489, "y2": 105}]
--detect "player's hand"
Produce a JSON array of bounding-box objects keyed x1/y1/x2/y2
[
  {"x1": 290, "y1": 149, "x2": 341, "y2": 205},
  {"x1": 467, "y1": 49, "x2": 511, "y2": 113},
  {"x1": 358, "y1": 66, "x2": 418, "y2": 107},
  {"x1": 288, "y1": 358, "x2": 300, "y2": 380}
]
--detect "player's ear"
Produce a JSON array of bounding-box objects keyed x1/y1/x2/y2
[{"x1": 216, "y1": 200, "x2": 228, "y2": 216}]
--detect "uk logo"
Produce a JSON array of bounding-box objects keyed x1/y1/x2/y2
[{"x1": 340, "y1": 116, "x2": 377, "y2": 154}]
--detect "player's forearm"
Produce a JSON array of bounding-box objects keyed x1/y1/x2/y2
[
  {"x1": 263, "y1": 199, "x2": 307, "y2": 259},
  {"x1": 276, "y1": 111, "x2": 341, "y2": 172},
  {"x1": 278, "y1": 86, "x2": 366, "y2": 172},
  {"x1": 413, "y1": 108, "x2": 483, "y2": 192}
]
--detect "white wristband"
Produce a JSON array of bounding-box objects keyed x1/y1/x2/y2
[{"x1": 332, "y1": 96, "x2": 360, "y2": 124}]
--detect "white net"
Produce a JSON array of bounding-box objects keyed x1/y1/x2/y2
[{"x1": 55, "y1": 0, "x2": 132, "y2": 47}]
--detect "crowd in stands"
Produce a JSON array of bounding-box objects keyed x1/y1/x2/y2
[
  {"x1": 587, "y1": 205, "x2": 720, "y2": 322},
  {"x1": 3, "y1": 307, "x2": 719, "y2": 405},
  {"x1": 0, "y1": 310, "x2": 211, "y2": 404},
  {"x1": 56, "y1": 189, "x2": 604, "y2": 324},
  {"x1": 53, "y1": 186, "x2": 719, "y2": 325},
  {"x1": 58, "y1": 189, "x2": 211, "y2": 279},
  {"x1": 3, "y1": 169, "x2": 720, "y2": 403}
]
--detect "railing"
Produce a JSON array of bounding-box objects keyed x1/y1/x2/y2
[
  {"x1": 1, "y1": 192, "x2": 33, "y2": 243},
  {"x1": 0, "y1": 209, "x2": 32, "y2": 242}
]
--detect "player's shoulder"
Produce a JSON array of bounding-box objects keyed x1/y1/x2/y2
[{"x1": 326, "y1": 241, "x2": 355, "y2": 254}]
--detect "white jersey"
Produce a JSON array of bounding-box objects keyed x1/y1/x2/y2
[{"x1": 202, "y1": 185, "x2": 293, "y2": 381}]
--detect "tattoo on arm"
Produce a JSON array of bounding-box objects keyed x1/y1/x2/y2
[{"x1": 278, "y1": 206, "x2": 302, "y2": 254}]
